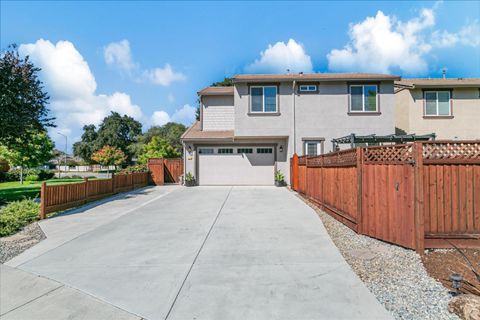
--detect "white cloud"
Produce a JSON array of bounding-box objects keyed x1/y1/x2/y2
[
  {"x1": 327, "y1": 9, "x2": 435, "y2": 74},
  {"x1": 104, "y1": 39, "x2": 136, "y2": 72},
  {"x1": 172, "y1": 104, "x2": 196, "y2": 124},
  {"x1": 144, "y1": 64, "x2": 186, "y2": 86},
  {"x1": 167, "y1": 93, "x2": 175, "y2": 103},
  {"x1": 150, "y1": 104, "x2": 196, "y2": 127},
  {"x1": 432, "y1": 21, "x2": 480, "y2": 48},
  {"x1": 246, "y1": 39, "x2": 313, "y2": 73},
  {"x1": 19, "y1": 39, "x2": 143, "y2": 144},
  {"x1": 151, "y1": 111, "x2": 171, "y2": 126}
]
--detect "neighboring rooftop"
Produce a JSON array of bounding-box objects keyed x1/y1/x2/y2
[
  {"x1": 197, "y1": 86, "x2": 234, "y2": 96},
  {"x1": 181, "y1": 121, "x2": 234, "y2": 141},
  {"x1": 233, "y1": 73, "x2": 401, "y2": 82},
  {"x1": 396, "y1": 78, "x2": 480, "y2": 88}
]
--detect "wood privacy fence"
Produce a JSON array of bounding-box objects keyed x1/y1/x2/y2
[
  {"x1": 40, "y1": 172, "x2": 148, "y2": 219},
  {"x1": 147, "y1": 158, "x2": 183, "y2": 185},
  {"x1": 291, "y1": 141, "x2": 480, "y2": 252}
]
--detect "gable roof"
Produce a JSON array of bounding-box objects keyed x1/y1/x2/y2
[
  {"x1": 233, "y1": 73, "x2": 400, "y2": 82},
  {"x1": 197, "y1": 86, "x2": 234, "y2": 96},
  {"x1": 395, "y1": 78, "x2": 480, "y2": 88}
]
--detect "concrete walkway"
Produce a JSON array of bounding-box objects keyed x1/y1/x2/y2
[{"x1": 1, "y1": 186, "x2": 392, "y2": 320}]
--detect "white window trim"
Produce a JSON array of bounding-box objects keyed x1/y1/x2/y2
[
  {"x1": 349, "y1": 84, "x2": 378, "y2": 113},
  {"x1": 424, "y1": 91, "x2": 452, "y2": 116},
  {"x1": 299, "y1": 85, "x2": 317, "y2": 92},
  {"x1": 250, "y1": 86, "x2": 278, "y2": 113},
  {"x1": 304, "y1": 141, "x2": 322, "y2": 156}
]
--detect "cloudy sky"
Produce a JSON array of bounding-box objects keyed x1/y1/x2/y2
[{"x1": 1, "y1": 1, "x2": 479, "y2": 150}]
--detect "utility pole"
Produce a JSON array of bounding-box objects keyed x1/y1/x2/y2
[{"x1": 57, "y1": 133, "x2": 67, "y2": 178}]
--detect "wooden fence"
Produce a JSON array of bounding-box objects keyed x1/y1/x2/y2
[
  {"x1": 40, "y1": 172, "x2": 148, "y2": 219},
  {"x1": 147, "y1": 158, "x2": 183, "y2": 185},
  {"x1": 291, "y1": 141, "x2": 480, "y2": 252}
]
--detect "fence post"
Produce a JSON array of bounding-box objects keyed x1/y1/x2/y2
[
  {"x1": 356, "y1": 148, "x2": 363, "y2": 234},
  {"x1": 413, "y1": 142, "x2": 425, "y2": 254},
  {"x1": 130, "y1": 173, "x2": 134, "y2": 190},
  {"x1": 84, "y1": 177, "x2": 89, "y2": 204},
  {"x1": 111, "y1": 172, "x2": 115, "y2": 193},
  {"x1": 291, "y1": 153, "x2": 299, "y2": 191},
  {"x1": 40, "y1": 182, "x2": 46, "y2": 220}
]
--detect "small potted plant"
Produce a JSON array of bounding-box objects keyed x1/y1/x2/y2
[
  {"x1": 274, "y1": 170, "x2": 286, "y2": 187},
  {"x1": 184, "y1": 172, "x2": 196, "y2": 187}
]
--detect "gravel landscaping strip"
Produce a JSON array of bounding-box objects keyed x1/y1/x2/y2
[
  {"x1": 299, "y1": 195, "x2": 458, "y2": 320},
  {"x1": 0, "y1": 222, "x2": 46, "y2": 263}
]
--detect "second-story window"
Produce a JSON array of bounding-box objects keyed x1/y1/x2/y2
[
  {"x1": 251, "y1": 86, "x2": 277, "y2": 113},
  {"x1": 425, "y1": 91, "x2": 451, "y2": 116},
  {"x1": 350, "y1": 85, "x2": 378, "y2": 112},
  {"x1": 299, "y1": 85, "x2": 317, "y2": 92}
]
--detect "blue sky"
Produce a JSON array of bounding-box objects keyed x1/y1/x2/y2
[{"x1": 1, "y1": 1, "x2": 479, "y2": 150}]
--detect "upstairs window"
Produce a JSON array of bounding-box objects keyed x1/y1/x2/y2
[
  {"x1": 299, "y1": 85, "x2": 317, "y2": 92},
  {"x1": 350, "y1": 85, "x2": 378, "y2": 112},
  {"x1": 251, "y1": 86, "x2": 277, "y2": 113},
  {"x1": 425, "y1": 91, "x2": 451, "y2": 116}
]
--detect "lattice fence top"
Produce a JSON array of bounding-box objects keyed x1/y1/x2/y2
[
  {"x1": 423, "y1": 141, "x2": 480, "y2": 162},
  {"x1": 363, "y1": 144, "x2": 414, "y2": 163},
  {"x1": 305, "y1": 149, "x2": 357, "y2": 167},
  {"x1": 298, "y1": 156, "x2": 307, "y2": 165}
]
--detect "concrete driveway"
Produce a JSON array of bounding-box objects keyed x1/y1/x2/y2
[{"x1": 2, "y1": 186, "x2": 392, "y2": 320}]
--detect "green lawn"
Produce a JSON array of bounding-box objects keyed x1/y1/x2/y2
[{"x1": 0, "y1": 179, "x2": 86, "y2": 204}]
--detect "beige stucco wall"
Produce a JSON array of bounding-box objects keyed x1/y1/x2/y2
[
  {"x1": 202, "y1": 95, "x2": 234, "y2": 131},
  {"x1": 395, "y1": 88, "x2": 480, "y2": 139}
]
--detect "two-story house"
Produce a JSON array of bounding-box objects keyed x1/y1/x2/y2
[
  {"x1": 181, "y1": 73, "x2": 400, "y2": 185},
  {"x1": 394, "y1": 78, "x2": 480, "y2": 139}
]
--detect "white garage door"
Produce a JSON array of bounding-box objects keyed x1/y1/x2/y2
[{"x1": 198, "y1": 146, "x2": 275, "y2": 185}]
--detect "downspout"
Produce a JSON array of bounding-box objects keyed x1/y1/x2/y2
[{"x1": 292, "y1": 80, "x2": 296, "y2": 154}]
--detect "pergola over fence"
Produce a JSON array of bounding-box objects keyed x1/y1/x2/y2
[{"x1": 290, "y1": 141, "x2": 480, "y2": 253}]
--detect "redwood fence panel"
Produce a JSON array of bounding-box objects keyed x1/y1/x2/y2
[
  {"x1": 40, "y1": 172, "x2": 149, "y2": 219},
  {"x1": 290, "y1": 141, "x2": 480, "y2": 252},
  {"x1": 147, "y1": 158, "x2": 183, "y2": 185}
]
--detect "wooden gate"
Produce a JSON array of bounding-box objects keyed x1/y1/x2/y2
[
  {"x1": 147, "y1": 158, "x2": 183, "y2": 185},
  {"x1": 361, "y1": 145, "x2": 416, "y2": 249}
]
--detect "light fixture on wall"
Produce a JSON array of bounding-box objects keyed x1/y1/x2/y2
[
  {"x1": 279, "y1": 145, "x2": 284, "y2": 152},
  {"x1": 187, "y1": 145, "x2": 192, "y2": 154}
]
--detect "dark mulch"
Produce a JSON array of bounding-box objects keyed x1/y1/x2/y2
[{"x1": 422, "y1": 249, "x2": 480, "y2": 296}]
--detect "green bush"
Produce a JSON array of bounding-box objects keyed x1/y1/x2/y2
[
  {"x1": 119, "y1": 164, "x2": 148, "y2": 174},
  {"x1": 25, "y1": 174, "x2": 40, "y2": 181},
  {"x1": 0, "y1": 199, "x2": 40, "y2": 237},
  {"x1": 4, "y1": 168, "x2": 54, "y2": 182}
]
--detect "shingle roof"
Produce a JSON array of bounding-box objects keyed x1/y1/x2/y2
[
  {"x1": 233, "y1": 73, "x2": 400, "y2": 82},
  {"x1": 396, "y1": 78, "x2": 480, "y2": 88},
  {"x1": 197, "y1": 86, "x2": 234, "y2": 96},
  {"x1": 181, "y1": 121, "x2": 234, "y2": 141}
]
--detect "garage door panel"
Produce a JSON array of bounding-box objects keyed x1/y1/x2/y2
[{"x1": 198, "y1": 147, "x2": 274, "y2": 185}]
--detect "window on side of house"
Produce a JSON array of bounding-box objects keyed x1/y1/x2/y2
[
  {"x1": 218, "y1": 148, "x2": 233, "y2": 154},
  {"x1": 256, "y1": 148, "x2": 273, "y2": 154},
  {"x1": 237, "y1": 148, "x2": 253, "y2": 154},
  {"x1": 250, "y1": 86, "x2": 277, "y2": 113},
  {"x1": 425, "y1": 91, "x2": 451, "y2": 116},
  {"x1": 198, "y1": 148, "x2": 214, "y2": 154},
  {"x1": 299, "y1": 85, "x2": 317, "y2": 92},
  {"x1": 304, "y1": 141, "x2": 322, "y2": 156},
  {"x1": 350, "y1": 85, "x2": 378, "y2": 112}
]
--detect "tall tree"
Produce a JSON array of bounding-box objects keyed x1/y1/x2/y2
[
  {"x1": 211, "y1": 77, "x2": 234, "y2": 87},
  {"x1": 0, "y1": 45, "x2": 55, "y2": 149},
  {"x1": 141, "y1": 122, "x2": 186, "y2": 154},
  {"x1": 73, "y1": 125, "x2": 98, "y2": 164},
  {"x1": 0, "y1": 131, "x2": 54, "y2": 183}
]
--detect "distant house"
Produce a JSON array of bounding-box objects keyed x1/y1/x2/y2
[
  {"x1": 394, "y1": 78, "x2": 480, "y2": 140},
  {"x1": 181, "y1": 73, "x2": 400, "y2": 185}
]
